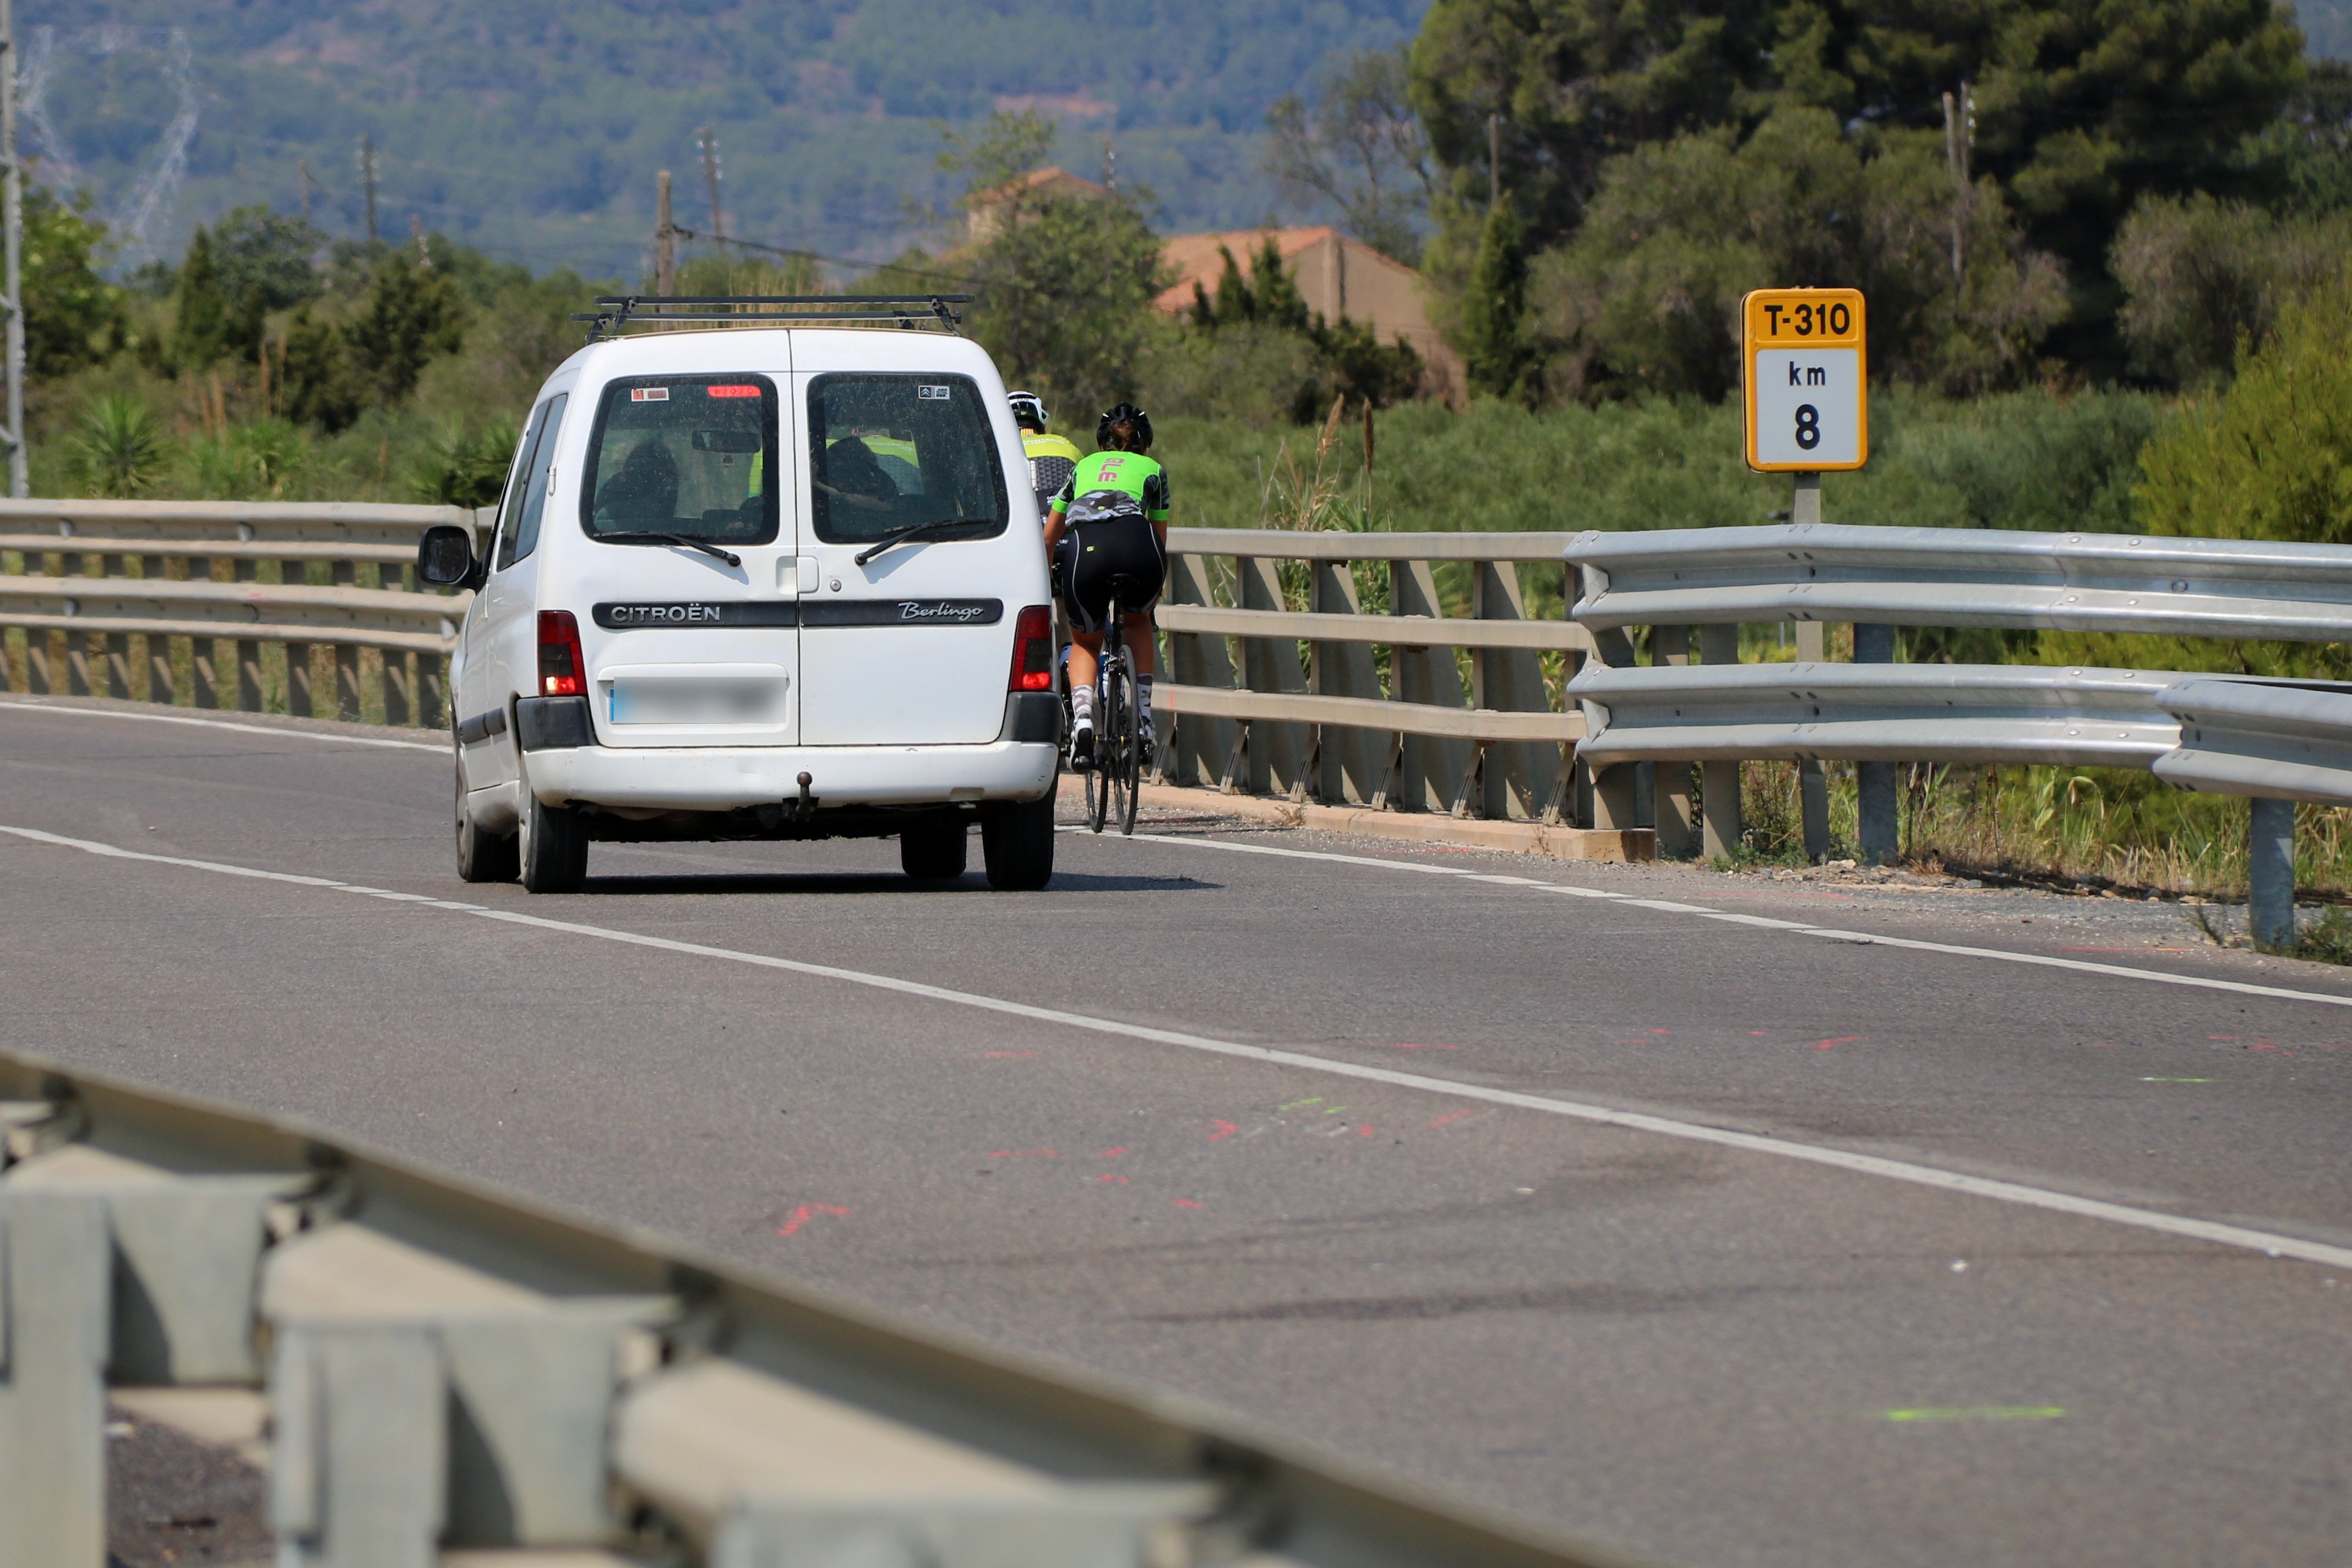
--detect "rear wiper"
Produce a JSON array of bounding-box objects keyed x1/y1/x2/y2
[
  {"x1": 852, "y1": 519, "x2": 992, "y2": 567},
  {"x1": 598, "y1": 531, "x2": 743, "y2": 568}
]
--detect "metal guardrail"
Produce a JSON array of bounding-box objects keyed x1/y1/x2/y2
[
  {"x1": 1565, "y1": 522, "x2": 2352, "y2": 945},
  {"x1": 1570, "y1": 522, "x2": 2352, "y2": 639},
  {"x1": 1571, "y1": 662, "x2": 2184, "y2": 769},
  {"x1": 0, "y1": 1042, "x2": 1642, "y2": 1568},
  {"x1": 1156, "y1": 527, "x2": 1593, "y2": 830},
  {"x1": 0, "y1": 498, "x2": 481, "y2": 727}
]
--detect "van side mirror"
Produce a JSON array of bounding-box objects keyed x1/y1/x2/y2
[{"x1": 417, "y1": 524, "x2": 478, "y2": 589}]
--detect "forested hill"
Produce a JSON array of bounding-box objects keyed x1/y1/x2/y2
[{"x1": 26, "y1": 0, "x2": 1427, "y2": 278}]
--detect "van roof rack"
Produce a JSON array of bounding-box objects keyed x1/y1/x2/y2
[{"x1": 570, "y1": 294, "x2": 972, "y2": 341}]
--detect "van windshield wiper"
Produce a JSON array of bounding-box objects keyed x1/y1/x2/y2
[
  {"x1": 852, "y1": 519, "x2": 992, "y2": 567},
  {"x1": 597, "y1": 531, "x2": 743, "y2": 568}
]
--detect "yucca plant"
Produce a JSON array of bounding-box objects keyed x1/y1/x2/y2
[
  {"x1": 67, "y1": 393, "x2": 168, "y2": 498},
  {"x1": 407, "y1": 415, "x2": 520, "y2": 509}
]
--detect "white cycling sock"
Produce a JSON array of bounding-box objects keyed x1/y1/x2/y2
[
  {"x1": 1070, "y1": 682, "x2": 1095, "y2": 730},
  {"x1": 1136, "y1": 674, "x2": 1153, "y2": 727}
]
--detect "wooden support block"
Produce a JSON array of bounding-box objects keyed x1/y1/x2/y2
[
  {"x1": 66, "y1": 631, "x2": 92, "y2": 696},
  {"x1": 25, "y1": 630, "x2": 52, "y2": 694},
  {"x1": 237, "y1": 641, "x2": 264, "y2": 712},
  {"x1": 105, "y1": 632, "x2": 133, "y2": 700},
  {"x1": 285, "y1": 643, "x2": 315, "y2": 717},
  {"x1": 382, "y1": 651, "x2": 413, "y2": 728},
  {"x1": 421, "y1": 656, "x2": 448, "y2": 732},
  {"x1": 1391, "y1": 559, "x2": 1473, "y2": 814}
]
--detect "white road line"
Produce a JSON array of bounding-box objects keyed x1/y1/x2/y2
[
  {"x1": 1110, "y1": 830, "x2": 2352, "y2": 1011},
  {"x1": 0, "y1": 698, "x2": 446, "y2": 752},
  {"x1": 9, "y1": 819, "x2": 2351, "y2": 1273}
]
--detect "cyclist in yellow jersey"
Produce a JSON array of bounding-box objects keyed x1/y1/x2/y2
[
  {"x1": 1043, "y1": 402, "x2": 1168, "y2": 767},
  {"x1": 1010, "y1": 391, "x2": 1082, "y2": 518}
]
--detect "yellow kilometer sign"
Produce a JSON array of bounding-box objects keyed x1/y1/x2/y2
[{"x1": 1743, "y1": 288, "x2": 1867, "y2": 472}]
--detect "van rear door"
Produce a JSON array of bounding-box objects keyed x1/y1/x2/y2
[
  {"x1": 571, "y1": 366, "x2": 804, "y2": 749},
  {"x1": 790, "y1": 353, "x2": 1023, "y2": 746}
]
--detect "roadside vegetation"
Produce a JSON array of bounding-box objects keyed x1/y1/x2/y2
[{"x1": 17, "y1": 3, "x2": 2352, "y2": 903}]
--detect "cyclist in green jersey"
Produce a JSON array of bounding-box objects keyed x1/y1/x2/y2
[{"x1": 1044, "y1": 402, "x2": 1168, "y2": 767}]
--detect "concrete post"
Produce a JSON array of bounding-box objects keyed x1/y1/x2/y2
[
  {"x1": 2250, "y1": 797, "x2": 2296, "y2": 951},
  {"x1": 1854, "y1": 622, "x2": 1898, "y2": 864}
]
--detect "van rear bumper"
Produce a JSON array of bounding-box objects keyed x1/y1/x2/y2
[{"x1": 524, "y1": 739, "x2": 1059, "y2": 812}]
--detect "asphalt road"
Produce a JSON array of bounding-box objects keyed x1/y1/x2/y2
[{"x1": 3, "y1": 695, "x2": 2348, "y2": 1568}]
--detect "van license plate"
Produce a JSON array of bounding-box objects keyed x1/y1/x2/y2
[{"x1": 608, "y1": 680, "x2": 783, "y2": 725}]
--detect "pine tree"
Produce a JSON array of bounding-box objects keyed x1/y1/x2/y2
[
  {"x1": 1460, "y1": 196, "x2": 1533, "y2": 401},
  {"x1": 170, "y1": 227, "x2": 233, "y2": 371}
]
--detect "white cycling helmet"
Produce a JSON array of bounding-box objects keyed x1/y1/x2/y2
[{"x1": 1008, "y1": 390, "x2": 1049, "y2": 431}]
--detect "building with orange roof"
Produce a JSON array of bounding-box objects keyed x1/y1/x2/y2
[{"x1": 1156, "y1": 226, "x2": 1462, "y2": 398}]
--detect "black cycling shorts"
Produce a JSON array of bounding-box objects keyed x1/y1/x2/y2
[{"x1": 1053, "y1": 515, "x2": 1166, "y2": 635}]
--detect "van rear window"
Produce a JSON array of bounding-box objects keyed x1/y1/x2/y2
[
  {"x1": 807, "y1": 374, "x2": 1009, "y2": 545},
  {"x1": 580, "y1": 375, "x2": 780, "y2": 546}
]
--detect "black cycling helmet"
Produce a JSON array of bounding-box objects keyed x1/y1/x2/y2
[
  {"x1": 1097, "y1": 402, "x2": 1153, "y2": 453},
  {"x1": 1008, "y1": 390, "x2": 1049, "y2": 432}
]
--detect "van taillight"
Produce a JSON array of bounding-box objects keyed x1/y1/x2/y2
[
  {"x1": 1009, "y1": 605, "x2": 1054, "y2": 692},
  {"x1": 538, "y1": 610, "x2": 587, "y2": 696}
]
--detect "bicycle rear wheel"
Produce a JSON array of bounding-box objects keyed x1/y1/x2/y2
[
  {"x1": 1087, "y1": 660, "x2": 1121, "y2": 834},
  {"x1": 1105, "y1": 658, "x2": 1140, "y2": 836}
]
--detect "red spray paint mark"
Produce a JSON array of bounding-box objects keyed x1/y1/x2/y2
[
  {"x1": 1207, "y1": 1120, "x2": 1239, "y2": 1141},
  {"x1": 1093, "y1": 1174, "x2": 1132, "y2": 1184},
  {"x1": 1429, "y1": 1109, "x2": 1479, "y2": 1129},
  {"x1": 985, "y1": 1148, "x2": 1060, "y2": 1159},
  {"x1": 777, "y1": 1204, "x2": 850, "y2": 1238},
  {"x1": 1814, "y1": 1036, "x2": 1863, "y2": 1050},
  {"x1": 1097, "y1": 1147, "x2": 1130, "y2": 1158},
  {"x1": 1356, "y1": 1124, "x2": 1376, "y2": 1137},
  {"x1": 1750, "y1": 1031, "x2": 1768, "y2": 1036},
  {"x1": 1173, "y1": 1199, "x2": 1205, "y2": 1210}
]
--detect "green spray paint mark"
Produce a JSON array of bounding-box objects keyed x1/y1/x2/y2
[{"x1": 1882, "y1": 1407, "x2": 2065, "y2": 1423}]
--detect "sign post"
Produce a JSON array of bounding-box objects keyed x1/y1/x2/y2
[{"x1": 1743, "y1": 288, "x2": 1871, "y2": 863}]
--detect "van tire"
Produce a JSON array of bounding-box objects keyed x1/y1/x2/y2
[
  {"x1": 900, "y1": 816, "x2": 968, "y2": 881},
  {"x1": 981, "y1": 793, "x2": 1054, "y2": 890},
  {"x1": 454, "y1": 763, "x2": 518, "y2": 883},
  {"x1": 519, "y1": 788, "x2": 590, "y2": 894}
]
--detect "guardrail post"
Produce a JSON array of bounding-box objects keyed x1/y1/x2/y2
[
  {"x1": 1392, "y1": 559, "x2": 1474, "y2": 814},
  {"x1": 1649, "y1": 625, "x2": 1695, "y2": 856},
  {"x1": 1238, "y1": 557, "x2": 1310, "y2": 797},
  {"x1": 1795, "y1": 622, "x2": 1831, "y2": 861},
  {"x1": 1583, "y1": 623, "x2": 1640, "y2": 831},
  {"x1": 1309, "y1": 559, "x2": 1387, "y2": 804},
  {"x1": 1699, "y1": 624, "x2": 1743, "y2": 858},
  {"x1": 333, "y1": 561, "x2": 364, "y2": 721},
  {"x1": 1163, "y1": 553, "x2": 1238, "y2": 789},
  {"x1": 1854, "y1": 623, "x2": 1898, "y2": 864},
  {"x1": 2250, "y1": 798, "x2": 2296, "y2": 950},
  {"x1": 1472, "y1": 559, "x2": 1551, "y2": 819},
  {"x1": 141, "y1": 554, "x2": 172, "y2": 704}
]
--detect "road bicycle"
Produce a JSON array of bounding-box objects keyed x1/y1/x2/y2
[{"x1": 1069, "y1": 578, "x2": 1145, "y2": 836}]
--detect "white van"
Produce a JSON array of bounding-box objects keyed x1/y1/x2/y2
[{"x1": 416, "y1": 308, "x2": 1062, "y2": 894}]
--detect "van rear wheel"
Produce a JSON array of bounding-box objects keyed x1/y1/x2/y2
[
  {"x1": 454, "y1": 762, "x2": 518, "y2": 883},
  {"x1": 519, "y1": 787, "x2": 589, "y2": 894},
  {"x1": 900, "y1": 815, "x2": 968, "y2": 881},
  {"x1": 981, "y1": 793, "x2": 1054, "y2": 890}
]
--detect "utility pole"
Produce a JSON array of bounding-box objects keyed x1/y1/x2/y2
[
  {"x1": 410, "y1": 213, "x2": 429, "y2": 268},
  {"x1": 698, "y1": 127, "x2": 724, "y2": 241},
  {"x1": 1488, "y1": 112, "x2": 1500, "y2": 208},
  {"x1": 1, "y1": 0, "x2": 23, "y2": 498},
  {"x1": 1941, "y1": 84, "x2": 1972, "y2": 296},
  {"x1": 1102, "y1": 133, "x2": 1117, "y2": 192},
  {"x1": 359, "y1": 134, "x2": 378, "y2": 245},
  {"x1": 653, "y1": 170, "x2": 677, "y2": 296}
]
